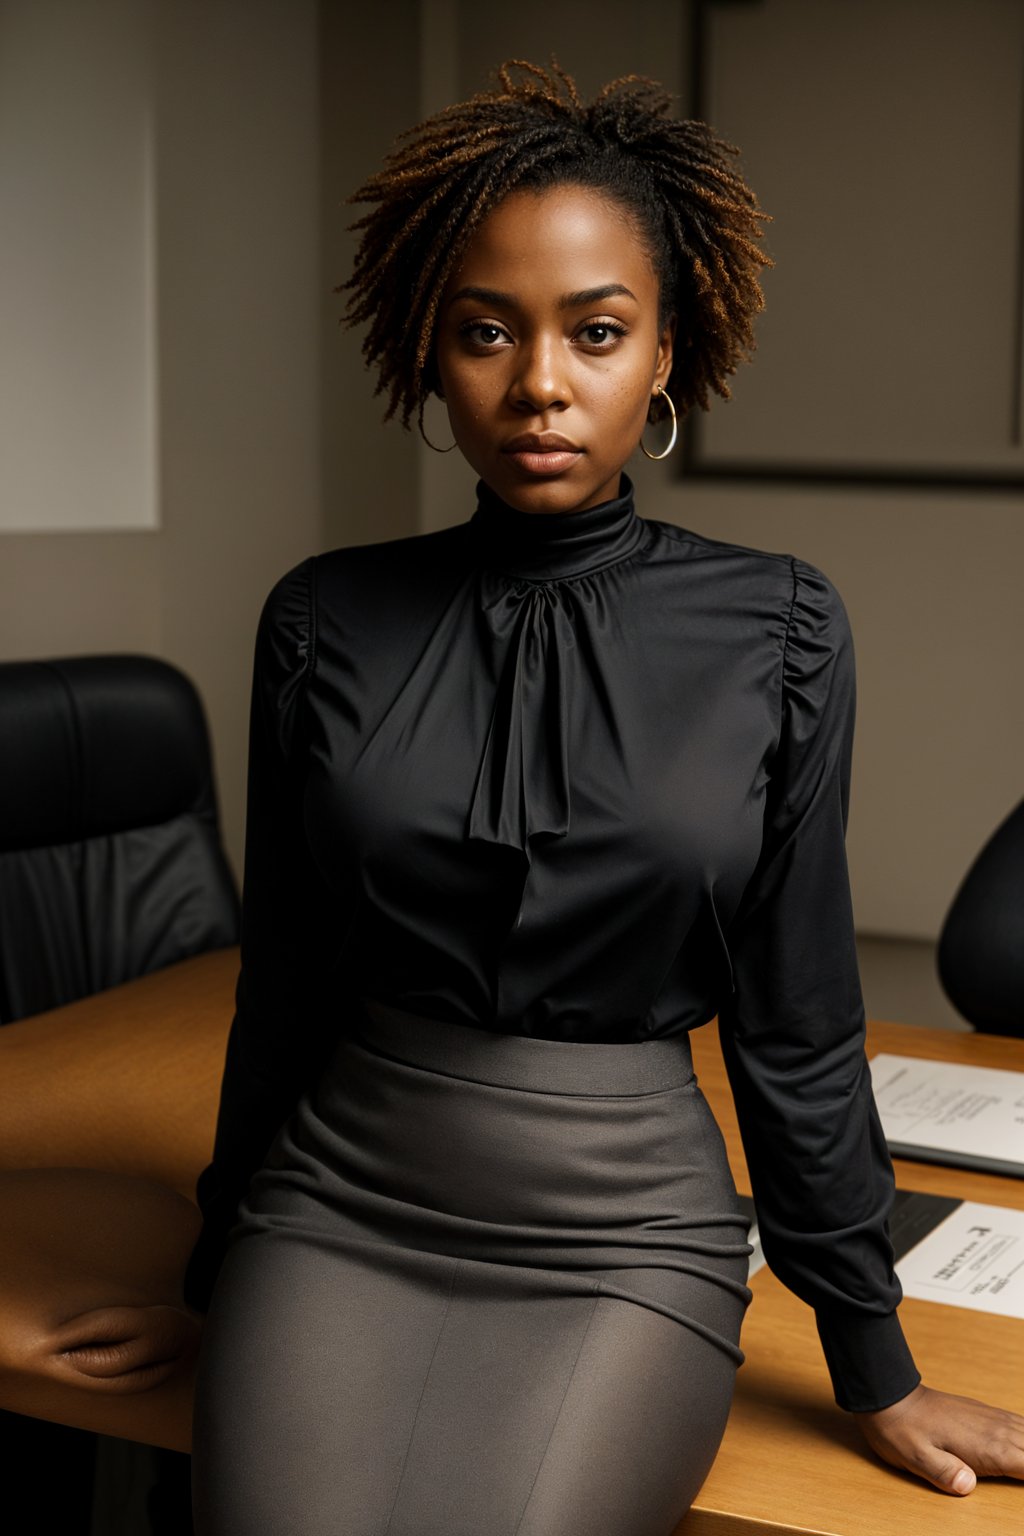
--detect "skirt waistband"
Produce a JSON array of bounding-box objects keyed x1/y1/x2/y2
[{"x1": 355, "y1": 996, "x2": 695, "y2": 1096}]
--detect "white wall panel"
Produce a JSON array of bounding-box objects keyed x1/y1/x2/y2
[{"x1": 0, "y1": 0, "x2": 158, "y2": 531}]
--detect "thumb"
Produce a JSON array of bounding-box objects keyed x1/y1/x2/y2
[{"x1": 924, "y1": 1452, "x2": 976, "y2": 1497}]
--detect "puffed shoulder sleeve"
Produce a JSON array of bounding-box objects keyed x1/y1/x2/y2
[
  {"x1": 716, "y1": 558, "x2": 921, "y2": 1412},
  {"x1": 183, "y1": 555, "x2": 350, "y2": 1313}
]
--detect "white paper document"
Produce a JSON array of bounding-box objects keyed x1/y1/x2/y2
[
  {"x1": 895, "y1": 1200, "x2": 1024, "y2": 1318},
  {"x1": 869, "y1": 1053, "x2": 1024, "y2": 1177}
]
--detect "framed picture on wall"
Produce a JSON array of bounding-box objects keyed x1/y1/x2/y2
[{"x1": 681, "y1": 0, "x2": 1024, "y2": 490}]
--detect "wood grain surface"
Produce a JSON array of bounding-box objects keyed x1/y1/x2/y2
[
  {"x1": 684, "y1": 1019, "x2": 1024, "y2": 1535},
  {"x1": 0, "y1": 946, "x2": 239, "y2": 1197}
]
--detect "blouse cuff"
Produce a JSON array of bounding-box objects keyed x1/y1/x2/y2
[{"x1": 815, "y1": 1307, "x2": 921, "y2": 1412}]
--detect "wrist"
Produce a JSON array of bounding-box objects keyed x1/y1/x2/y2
[
  {"x1": 853, "y1": 1381, "x2": 927, "y2": 1424},
  {"x1": 814, "y1": 1306, "x2": 921, "y2": 1412}
]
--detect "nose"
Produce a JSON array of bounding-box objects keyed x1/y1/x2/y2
[{"x1": 508, "y1": 331, "x2": 572, "y2": 413}]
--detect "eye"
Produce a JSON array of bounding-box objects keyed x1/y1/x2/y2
[
  {"x1": 459, "y1": 321, "x2": 510, "y2": 348},
  {"x1": 576, "y1": 320, "x2": 629, "y2": 349}
]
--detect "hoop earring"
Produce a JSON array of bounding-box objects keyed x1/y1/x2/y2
[
  {"x1": 639, "y1": 386, "x2": 678, "y2": 461},
  {"x1": 418, "y1": 401, "x2": 457, "y2": 454}
]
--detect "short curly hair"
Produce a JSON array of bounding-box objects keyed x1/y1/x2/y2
[{"x1": 336, "y1": 59, "x2": 772, "y2": 435}]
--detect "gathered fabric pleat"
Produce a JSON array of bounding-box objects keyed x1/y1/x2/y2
[{"x1": 467, "y1": 581, "x2": 576, "y2": 853}]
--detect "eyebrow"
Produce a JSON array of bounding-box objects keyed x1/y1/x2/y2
[{"x1": 446, "y1": 283, "x2": 638, "y2": 310}]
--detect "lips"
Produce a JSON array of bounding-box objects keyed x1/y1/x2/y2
[
  {"x1": 501, "y1": 432, "x2": 584, "y2": 477},
  {"x1": 503, "y1": 432, "x2": 582, "y2": 454}
]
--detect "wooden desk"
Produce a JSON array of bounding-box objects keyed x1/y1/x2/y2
[
  {"x1": 0, "y1": 946, "x2": 239, "y2": 1198},
  {"x1": 686, "y1": 1018, "x2": 1024, "y2": 1536},
  {"x1": 0, "y1": 950, "x2": 241, "y2": 1452},
  {"x1": 2, "y1": 951, "x2": 1021, "y2": 1526}
]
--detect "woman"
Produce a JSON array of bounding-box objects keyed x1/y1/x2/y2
[{"x1": 186, "y1": 61, "x2": 1023, "y2": 1533}]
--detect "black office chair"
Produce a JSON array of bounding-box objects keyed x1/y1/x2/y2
[
  {"x1": 937, "y1": 796, "x2": 1024, "y2": 1038},
  {"x1": 0, "y1": 654, "x2": 239, "y2": 1021},
  {"x1": 0, "y1": 654, "x2": 241, "y2": 1534}
]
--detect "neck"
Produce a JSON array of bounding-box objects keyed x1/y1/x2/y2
[{"x1": 468, "y1": 472, "x2": 646, "y2": 582}]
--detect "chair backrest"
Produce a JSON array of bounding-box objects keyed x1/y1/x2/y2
[
  {"x1": 0, "y1": 654, "x2": 240, "y2": 1023},
  {"x1": 937, "y1": 797, "x2": 1024, "y2": 1037}
]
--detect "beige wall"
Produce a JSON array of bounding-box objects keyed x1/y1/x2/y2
[
  {"x1": 1, "y1": 0, "x2": 324, "y2": 882},
  {"x1": 3, "y1": 0, "x2": 1020, "y2": 941},
  {"x1": 320, "y1": 0, "x2": 419, "y2": 551},
  {"x1": 155, "y1": 0, "x2": 323, "y2": 880},
  {"x1": 0, "y1": 0, "x2": 157, "y2": 533}
]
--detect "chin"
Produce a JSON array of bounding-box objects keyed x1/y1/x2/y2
[{"x1": 490, "y1": 473, "x2": 612, "y2": 517}]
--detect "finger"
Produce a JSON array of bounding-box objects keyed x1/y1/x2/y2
[
  {"x1": 47, "y1": 1304, "x2": 201, "y2": 1392},
  {"x1": 918, "y1": 1449, "x2": 976, "y2": 1497},
  {"x1": 970, "y1": 1420, "x2": 1024, "y2": 1482}
]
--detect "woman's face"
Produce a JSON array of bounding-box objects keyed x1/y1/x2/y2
[{"x1": 434, "y1": 184, "x2": 675, "y2": 515}]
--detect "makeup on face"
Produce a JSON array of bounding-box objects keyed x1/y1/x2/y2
[{"x1": 435, "y1": 185, "x2": 675, "y2": 515}]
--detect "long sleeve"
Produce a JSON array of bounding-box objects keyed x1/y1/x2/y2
[
  {"x1": 183, "y1": 556, "x2": 353, "y2": 1313},
  {"x1": 716, "y1": 558, "x2": 921, "y2": 1412}
]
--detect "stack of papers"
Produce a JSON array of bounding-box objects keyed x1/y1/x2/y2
[
  {"x1": 869, "y1": 1053, "x2": 1024, "y2": 1178},
  {"x1": 889, "y1": 1190, "x2": 1024, "y2": 1318},
  {"x1": 737, "y1": 1054, "x2": 1024, "y2": 1314}
]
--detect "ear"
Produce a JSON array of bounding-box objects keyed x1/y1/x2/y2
[{"x1": 654, "y1": 313, "x2": 676, "y2": 391}]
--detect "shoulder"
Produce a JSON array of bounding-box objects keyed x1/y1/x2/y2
[
  {"x1": 256, "y1": 523, "x2": 470, "y2": 668},
  {"x1": 643, "y1": 516, "x2": 794, "y2": 606},
  {"x1": 255, "y1": 554, "x2": 316, "y2": 684},
  {"x1": 643, "y1": 519, "x2": 851, "y2": 647},
  {"x1": 647, "y1": 520, "x2": 844, "y2": 602},
  {"x1": 645, "y1": 517, "x2": 798, "y2": 573},
  {"x1": 308, "y1": 525, "x2": 472, "y2": 652},
  {"x1": 258, "y1": 523, "x2": 462, "y2": 619},
  {"x1": 783, "y1": 556, "x2": 854, "y2": 680},
  {"x1": 312, "y1": 524, "x2": 467, "y2": 603}
]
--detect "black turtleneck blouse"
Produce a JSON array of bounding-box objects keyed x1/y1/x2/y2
[{"x1": 185, "y1": 473, "x2": 921, "y2": 1414}]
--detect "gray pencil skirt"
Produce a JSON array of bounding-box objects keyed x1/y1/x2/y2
[{"x1": 191, "y1": 1001, "x2": 754, "y2": 1536}]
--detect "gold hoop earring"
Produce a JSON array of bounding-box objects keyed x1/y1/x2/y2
[
  {"x1": 418, "y1": 405, "x2": 457, "y2": 454},
  {"x1": 417, "y1": 396, "x2": 457, "y2": 448},
  {"x1": 639, "y1": 386, "x2": 678, "y2": 461}
]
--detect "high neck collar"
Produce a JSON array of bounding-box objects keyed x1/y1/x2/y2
[{"x1": 468, "y1": 473, "x2": 646, "y2": 582}]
